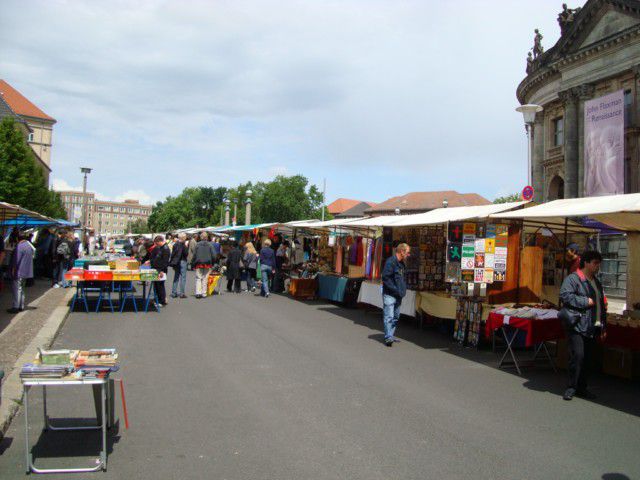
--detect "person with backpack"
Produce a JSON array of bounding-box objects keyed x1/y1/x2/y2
[
  {"x1": 54, "y1": 230, "x2": 73, "y2": 288},
  {"x1": 192, "y1": 232, "x2": 217, "y2": 298}
]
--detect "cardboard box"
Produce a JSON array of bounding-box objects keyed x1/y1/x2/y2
[
  {"x1": 602, "y1": 347, "x2": 640, "y2": 379},
  {"x1": 88, "y1": 265, "x2": 111, "y2": 271},
  {"x1": 112, "y1": 270, "x2": 133, "y2": 281}
]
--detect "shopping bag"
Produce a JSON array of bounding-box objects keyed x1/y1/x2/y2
[
  {"x1": 256, "y1": 259, "x2": 261, "y2": 280},
  {"x1": 207, "y1": 274, "x2": 220, "y2": 296}
]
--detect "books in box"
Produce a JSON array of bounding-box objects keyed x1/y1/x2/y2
[{"x1": 88, "y1": 264, "x2": 111, "y2": 271}]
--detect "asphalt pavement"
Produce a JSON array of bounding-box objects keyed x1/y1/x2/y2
[{"x1": 0, "y1": 272, "x2": 639, "y2": 479}]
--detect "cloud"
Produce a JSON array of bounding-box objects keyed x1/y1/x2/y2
[
  {"x1": 115, "y1": 190, "x2": 153, "y2": 205},
  {"x1": 51, "y1": 178, "x2": 81, "y2": 192},
  {"x1": 3, "y1": 1, "x2": 564, "y2": 204}
]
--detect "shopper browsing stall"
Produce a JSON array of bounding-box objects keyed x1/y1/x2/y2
[
  {"x1": 243, "y1": 242, "x2": 258, "y2": 293},
  {"x1": 149, "y1": 235, "x2": 170, "y2": 307},
  {"x1": 226, "y1": 241, "x2": 243, "y2": 293},
  {"x1": 259, "y1": 239, "x2": 276, "y2": 298},
  {"x1": 381, "y1": 243, "x2": 410, "y2": 347},
  {"x1": 559, "y1": 250, "x2": 607, "y2": 401},
  {"x1": 170, "y1": 232, "x2": 188, "y2": 298}
]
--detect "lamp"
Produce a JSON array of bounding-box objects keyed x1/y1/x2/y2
[
  {"x1": 394, "y1": 208, "x2": 400, "y2": 215},
  {"x1": 80, "y1": 167, "x2": 92, "y2": 243},
  {"x1": 516, "y1": 104, "x2": 543, "y2": 186},
  {"x1": 442, "y1": 199, "x2": 448, "y2": 208}
]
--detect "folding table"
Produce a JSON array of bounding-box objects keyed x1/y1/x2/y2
[
  {"x1": 485, "y1": 312, "x2": 565, "y2": 375},
  {"x1": 22, "y1": 375, "x2": 112, "y2": 474}
]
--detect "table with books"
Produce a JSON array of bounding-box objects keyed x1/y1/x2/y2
[
  {"x1": 65, "y1": 257, "x2": 165, "y2": 313},
  {"x1": 20, "y1": 348, "x2": 120, "y2": 474}
]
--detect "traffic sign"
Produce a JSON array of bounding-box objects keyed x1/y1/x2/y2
[{"x1": 522, "y1": 185, "x2": 534, "y2": 201}]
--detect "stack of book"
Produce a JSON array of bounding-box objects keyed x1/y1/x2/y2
[{"x1": 20, "y1": 364, "x2": 71, "y2": 379}]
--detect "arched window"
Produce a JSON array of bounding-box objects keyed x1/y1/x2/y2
[{"x1": 548, "y1": 175, "x2": 565, "y2": 200}]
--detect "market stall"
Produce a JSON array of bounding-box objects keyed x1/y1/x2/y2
[{"x1": 490, "y1": 193, "x2": 640, "y2": 376}]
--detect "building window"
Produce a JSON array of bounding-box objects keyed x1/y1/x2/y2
[
  {"x1": 624, "y1": 89, "x2": 633, "y2": 126},
  {"x1": 553, "y1": 117, "x2": 564, "y2": 146},
  {"x1": 28, "y1": 132, "x2": 34, "y2": 142}
]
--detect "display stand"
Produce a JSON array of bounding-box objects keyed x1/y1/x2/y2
[
  {"x1": 22, "y1": 377, "x2": 111, "y2": 474},
  {"x1": 485, "y1": 312, "x2": 563, "y2": 375}
]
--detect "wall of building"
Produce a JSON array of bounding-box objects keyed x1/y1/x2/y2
[{"x1": 57, "y1": 190, "x2": 152, "y2": 236}]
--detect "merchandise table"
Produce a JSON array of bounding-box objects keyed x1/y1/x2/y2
[
  {"x1": 70, "y1": 279, "x2": 164, "y2": 313},
  {"x1": 317, "y1": 274, "x2": 348, "y2": 302},
  {"x1": 289, "y1": 277, "x2": 318, "y2": 299},
  {"x1": 485, "y1": 312, "x2": 564, "y2": 375},
  {"x1": 357, "y1": 281, "x2": 417, "y2": 317},
  {"x1": 603, "y1": 324, "x2": 640, "y2": 351},
  {"x1": 22, "y1": 376, "x2": 112, "y2": 474}
]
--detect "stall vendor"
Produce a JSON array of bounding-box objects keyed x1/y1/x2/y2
[
  {"x1": 559, "y1": 250, "x2": 607, "y2": 401},
  {"x1": 566, "y1": 243, "x2": 581, "y2": 274}
]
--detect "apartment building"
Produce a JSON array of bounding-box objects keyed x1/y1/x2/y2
[{"x1": 57, "y1": 190, "x2": 152, "y2": 236}]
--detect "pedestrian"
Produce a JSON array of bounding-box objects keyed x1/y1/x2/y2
[
  {"x1": 243, "y1": 242, "x2": 258, "y2": 293},
  {"x1": 7, "y1": 231, "x2": 34, "y2": 313},
  {"x1": 566, "y1": 243, "x2": 581, "y2": 274},
  {"x1": 192, "y1": 231, "x2": 216, "y2": 298},
  {"x1": 559, "y1": 250, "x2": 607, "y2": 401},
  {"x1": 259, "y1": 238, "x2": 276, "y2": 298},
  {"x1": 169, "y1": 232, "x2": 188, "y2": 298},
  {"x1": 225, "y1": 241, "x2": 243, "y2": 293},
  {"x1": 53, "y1": 231, "x2": 73, "y2": 288},
  {"x1": 381, "y1": 243, "x2": 410, "y2": 347},
  {"x1": 149, "y1": 235, "x2": 170, "y2": 307},
  {"x1": 187, "y1": 233, "x2": 198, "y2": 271}
]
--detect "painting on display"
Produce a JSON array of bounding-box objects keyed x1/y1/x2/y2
[
  {"x1": 447, "y1": 243, "x2": 462, "y2": 262},
  {"x1": 445, "y1": 262, "x2": 461, "y2": 283},
  {"x1": 448, "y1": 223, "x2": 464, "y2": 243}
]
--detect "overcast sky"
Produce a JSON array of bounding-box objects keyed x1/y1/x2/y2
[{"x1": 1, "y1": 0, "x2": 566, "y2": 205}]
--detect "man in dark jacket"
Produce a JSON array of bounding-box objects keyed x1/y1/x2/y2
[
  {"x1": 150, "y1": 235, "x2": 171, "y2": 306},
  {"x1": 225, "y1": 242, "x2": 243, "y2": 293},
  {"x1": 559, "y1": 250, "x2": 607, "y2": 401},
  {"x1": 381, "y1": 243, "x2": 410, "y2": 347},
  {"x1": 169, "y1": 232, "x2": 188, "y2": 298}
]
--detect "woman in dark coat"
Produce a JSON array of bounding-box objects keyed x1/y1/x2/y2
[{"x1": 225, "y1": 241, "x2": 243, "y2": 293}]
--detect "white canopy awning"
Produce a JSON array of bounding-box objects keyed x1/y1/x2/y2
[
  {"x1": 292, "y1": 217, "x2": 368, "y2": 229},
  {"x1": 490, "y1": 193, "x2": 640, "y2": 232},
  {"x1": 338, "y1": 215, "x2": 403, "y2": 228},
  {"x1": 388, "y1": 201, "x2": 528, "y2": 227}
]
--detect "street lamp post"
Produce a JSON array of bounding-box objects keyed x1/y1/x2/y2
[
  {"x1": 224, "y1": 198, "x2": 230, "y2": 226},
  {"x1": 245, "y1": 190, "x2": 252, "y2": 225},
  {"x1": 80, "y1": 167, "x2": 92, "y2": 244},
  {"x1": 516, "y1": 104, "x2": 543, "y2": 187}
]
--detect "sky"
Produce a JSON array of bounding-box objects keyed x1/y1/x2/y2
[{"x1": 0, "y1": 0, "x2": 566, "y2": 205}]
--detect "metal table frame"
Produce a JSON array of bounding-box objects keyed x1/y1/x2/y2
[
  {"x1": 497, "y1": 325, "x2": 557, "y2": 375},
  {"x1": 23, "y1": 377, "x2": 111, "y2": 474}
]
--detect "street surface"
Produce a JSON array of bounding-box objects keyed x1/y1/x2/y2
[{"x1": 1, "y1": 273, "x2": 639, "y2": 479}]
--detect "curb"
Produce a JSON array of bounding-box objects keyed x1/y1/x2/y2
[{"x1": 0, "y1": 288, "x2": 74, "y2": 438}]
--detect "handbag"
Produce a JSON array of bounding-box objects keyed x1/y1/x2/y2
[{"x1": 558, "y1": 307, "x2": 582, "y2": 328}]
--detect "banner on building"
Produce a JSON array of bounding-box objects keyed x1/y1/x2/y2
[{"x1": 584, "y1": 89, "x2": 625, "y2": 197}]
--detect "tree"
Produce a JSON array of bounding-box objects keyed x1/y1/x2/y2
[
  {"x1": 493, "y1": 193, "x2": 522, "y2": 204},
  {"x1": 258, "y1": 175, "x2": 325, "y2": 223},
  {"x1": 0, "y1": 117, "x2": 66, "y2": 217},
  {"x1": 126, "y1": 218, "x2": 149, "y2": 234}
]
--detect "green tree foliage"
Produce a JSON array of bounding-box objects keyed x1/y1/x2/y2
[
  {"x1": 126, "y1": 218, "x2": 149, "y2": 234},
  {"x1": 0, "y1": 117, "x2": 66, "y2": 218},
  {"x1": 493, "y1": 193, "x2": 522, "y2": 204},
  {"x1": 147, "y1": 175, "x2": 325, "y2": 231}
]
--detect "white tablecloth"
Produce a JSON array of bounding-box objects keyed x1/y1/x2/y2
[{"x1": 357, "y1": 281, "x2": 417, "y2": 317}]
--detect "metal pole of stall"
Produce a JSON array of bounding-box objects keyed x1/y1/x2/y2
[{"x1": 561, "y1": 217, "x2": 569, "y2": 281}]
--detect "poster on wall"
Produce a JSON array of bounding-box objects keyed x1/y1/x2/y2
[{"x1": 584, "y1": 89, "x2": 625, "y2": 197}]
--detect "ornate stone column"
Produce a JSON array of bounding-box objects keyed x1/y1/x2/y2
[
  {"x1": 532, "y1": 111, "x2": 545, "y2": 202},
  {"x1": 559, "y1": 89, "x2": 579, "y2": 198},
  {"x1": 576, "y1": 84, "x2": 595, "y2": 197}
]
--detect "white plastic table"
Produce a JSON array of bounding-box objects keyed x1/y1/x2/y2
[{"x1": 22, "y1": 376, "x2": 111, "y2": 474}]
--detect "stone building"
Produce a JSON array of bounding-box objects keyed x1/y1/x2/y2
[
  {"x1": 517, "y1": 0, "x2": 640, "y2": 202},
  {"x1": 56, "y1": 190, "x2": 152, "y2": 236}
]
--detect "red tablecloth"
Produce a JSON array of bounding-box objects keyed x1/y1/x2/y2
[
  {"x1": 485, "y1": 312, "x2": 565, "y2": 347},
  {"x1": 604, "y1": 324, "x2": 640, "y2": 351}
]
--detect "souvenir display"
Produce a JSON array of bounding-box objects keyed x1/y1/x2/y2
[
  {"x1": 445, "y1": 222, "x2": 509, "y2": 286},
  {"x1": 453, "y1": 298, "x2": 484, "y2": 347}
]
